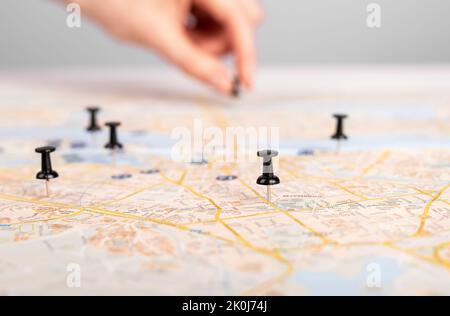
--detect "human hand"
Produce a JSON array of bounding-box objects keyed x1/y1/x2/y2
[{"x1": 66, "y1": 0, "x2": 263, "y2": 94}]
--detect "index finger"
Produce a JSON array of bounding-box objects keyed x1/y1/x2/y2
[{"x1": 195, "y1": 0, "x2": 256, "y2": 90}]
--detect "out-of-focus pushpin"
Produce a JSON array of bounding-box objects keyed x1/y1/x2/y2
[
  {"x1": 86, "y1": 107, "x2": 101, "y2": 133},
  {"x1": 256, "y1": 150, "x2": 280, "y2": 203},
  {"x1": 35, "y1": 146, "x2": 59, "y2": 197},
  {"x1": 105, "y1": 122, "x2": 123, "y2": 165},
  {"x1": 331, "y1": 114, "x2": 348, "y2": 153},
  {"x1": 231, "y1": 75, "x2": 241, "y2": 98}
]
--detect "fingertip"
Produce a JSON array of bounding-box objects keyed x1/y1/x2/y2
[
  {"x1": 210, "y1": 71, "x2": 233, "y2": 94},
  {"x1": 238, "y1": 54, "x2": 255, "y2": 91}
]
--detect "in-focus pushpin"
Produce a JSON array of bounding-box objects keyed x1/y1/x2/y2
[
  {"x1": 231, "y1": 75, "x2": 241, "y2": 98},
  {"x1": 105, "y1": 122, "x2": 123, "y2": 165},
  {"x1": 86, "y1": 107, "x2": 101, "y2": 132},
  {"x1": 331, "y1": 114, "x2": 348, "y2": 153},
  {"x1": 35, "y1": 146, "x2": 59, "y2": 197},
  {"x1": 257, "y1": 150, "x2": 280, "y2": 203}
]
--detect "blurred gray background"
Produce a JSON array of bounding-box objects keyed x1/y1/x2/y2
[{"x1": 1, "y1": 0, "x2": 449, "y2": 69}]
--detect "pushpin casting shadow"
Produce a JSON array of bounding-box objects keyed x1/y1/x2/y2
[
  {"x1": 35, "y1": 146, "x2": 59, "y2": 197},
  {"x1": 331, "y1": 114, "x2": 348, "y2": 154},
  {"x1": 257, "y1": 150, "x2": 280, "y2": 203},
  {"x1": 104, "y1": 122, "x2": 123, "y2": 165}
]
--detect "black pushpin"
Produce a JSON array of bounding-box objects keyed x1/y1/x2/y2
[
  {"x1": 104, "y1": 122, "x2": 123, "y2": 150},
  {"x1": 86, "y1": 107, "x2": 101, "y2": 132},
  {"x1": 231, "y1": 75, "x2": 241, "y2": 98},
  {"x1": 331, "y1": 114, "x2": 348, "y2": 153},
  {"x1": 35, "y1": 146, "x2": 59, "y2": 197},
  {"x1": 105, "y1": 122, "x2": 123, "y2": 165},
  {"x1": 257, "y1": 150, "x2": 280, "y2": 203}
]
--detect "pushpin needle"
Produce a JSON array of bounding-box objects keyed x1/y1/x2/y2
[
  {"x1": 335, "y1": 140, "x2": 341, "y2": 155},
  {"x1": 267, "y1": 186, "x2": 271, "y2": 203},
  {"x1": 257, "y1": 149, "x2": 281, "y2": 205},
  {"x1": 45, "y1": 180, "x2": 50, "y2": 197},
  {"x1": 104, "y1": 122, "x2": 123, "y2": 167},
  {"x1": 112, "y1": 149, "x2": 117, "y2": 167},
  {"x1": 331, "y1": 114, "x2": 348, "y2": 154}
]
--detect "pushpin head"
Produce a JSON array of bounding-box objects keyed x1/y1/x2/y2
[
  {"x1": 256, "y1": 173, "x2": 280, "y2": 186},
  {"x1": 35, "y1": 146, "x2": 59, "y2": 180},
  {"x1": 87, "y1": 107, "x2": 100, "y2": 113},
  {"x1": 256, "y1": 149, "x2": 280, "y2": 186},
  {"x1": 231, "y1": 76, "x2": 241, "y2": 98},
  {"x1": 104, "y1": 122, "x2": 123, "y2": 150},
  {"x1": 257, "y1": 149, "x2": 279, "y2": 159},
  {"x1": 86, "y1": 106, "x2": 102, "y2": 132},
  {"x1": 105, "y1": 122, "x2": 121, "y2": 128},
  {"x1": 331, "y1": 113, "x2": 348, "y2": 140},
  {"x1": 333, "y1": 114, "x2": 347, "y2": 120},
  {"x1": 36, "y1": 170, "x2": 59, "y2": 180},
  {"x1": 35, "y1": 146, "x2": 56, "y2": 154}
]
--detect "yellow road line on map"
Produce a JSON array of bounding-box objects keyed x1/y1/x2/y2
[
  {"x1": 333, "y1": 240, "x2": 450, "y2": 270},
  {"x1": 86, "y1": 206, "x2": 189, "y2": 231},
  {"x1": 0, "y1": 167, "x2": 154, "y2": 192},
  {"x1": 98, "y1": 182, "x2": 164, "y2": 206},
  {"x1": 274, "y1": 160, "x2": 450, "y2": 270},
  {"x1": 360, "y1": 150, "x2": 391, "y2": 177},
  {"x1": 413, "y1": 187, "x2": 450, "y2": 206},
  {"x1": 160, "y1": 169, "x2": 253, "y2": 247},
  {"x1": 177, "y1": 171, "x2": 188, "y2": 185},
  {"x1": 189, "y1": 186, "x2": 252, "y2": 247},
  {"x1": 159, "y1": 168, "x2": 273, "y2": 254},
  {"x1": 82, "y1": 206, "x2": 264, "y2": 250},
  {"x1": 0, "y1": 186, "x2": 293, "y2": 292},
  {"x1": 238, "y1": 179, "x2": 333, "y2": 245},
  {"x1": 159, "y1": 161, "x2": 294, "y2": 292},
  {"x1": 242, "y1": 254, "x2": 294, "y2": 296},
  {"x1": 181, "y1": 210, "x2": 282, "y2": 225},
  {"x1": 0, "y1": 193, "x2": 83, "y2": 210},
  {"x1": 414, "y1": 184, "x2": 450, "y2": 236},
  {"x1": 181, "y1": 192, "x2": 426, "y2": 226},
  {"x1": 328, "y1": 181, "x2": 369, "y2": 200},
  {"x1": 0, "y1": 191, "x2": 236, "y2": 245},
  {"x1": 0, "y1": 192, "x2": 181, "y2": 230},
  {"x1": 11, "y1": 209, "x2": 84, "y2": 227},
  {"x1": 384, "y1": 242, "x2": 450, "y2": 269},
  {"x1": 433, "y1": 242, "x2": 450, "y2": 267},
  {"x1": 284, "y1": 166, "x2": 369, "y2": 200}
]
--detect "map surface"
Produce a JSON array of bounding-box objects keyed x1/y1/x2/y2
[{"x1": 0, "y1": 67, "x2": 449, "y2": 295}]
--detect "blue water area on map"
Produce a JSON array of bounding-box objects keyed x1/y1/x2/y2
[
  {"x1": 281, "y1": 135, "x2": 450, "y2": 153},
  {"x1": 0, "y1": 126, "x2": 174, "y2": 148},
  {"x1": 297, "y1": 149, "x2": 315, "y2": 156},
  {"x1": 291, "y1": 256, "x2": 403, "y2": 295},
  {"x1": 0, "y1": 101, "x2": 447, "y2": 167},
  {"x1": 274, "y1": 100, "x2": 438, "y2": 119}
]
